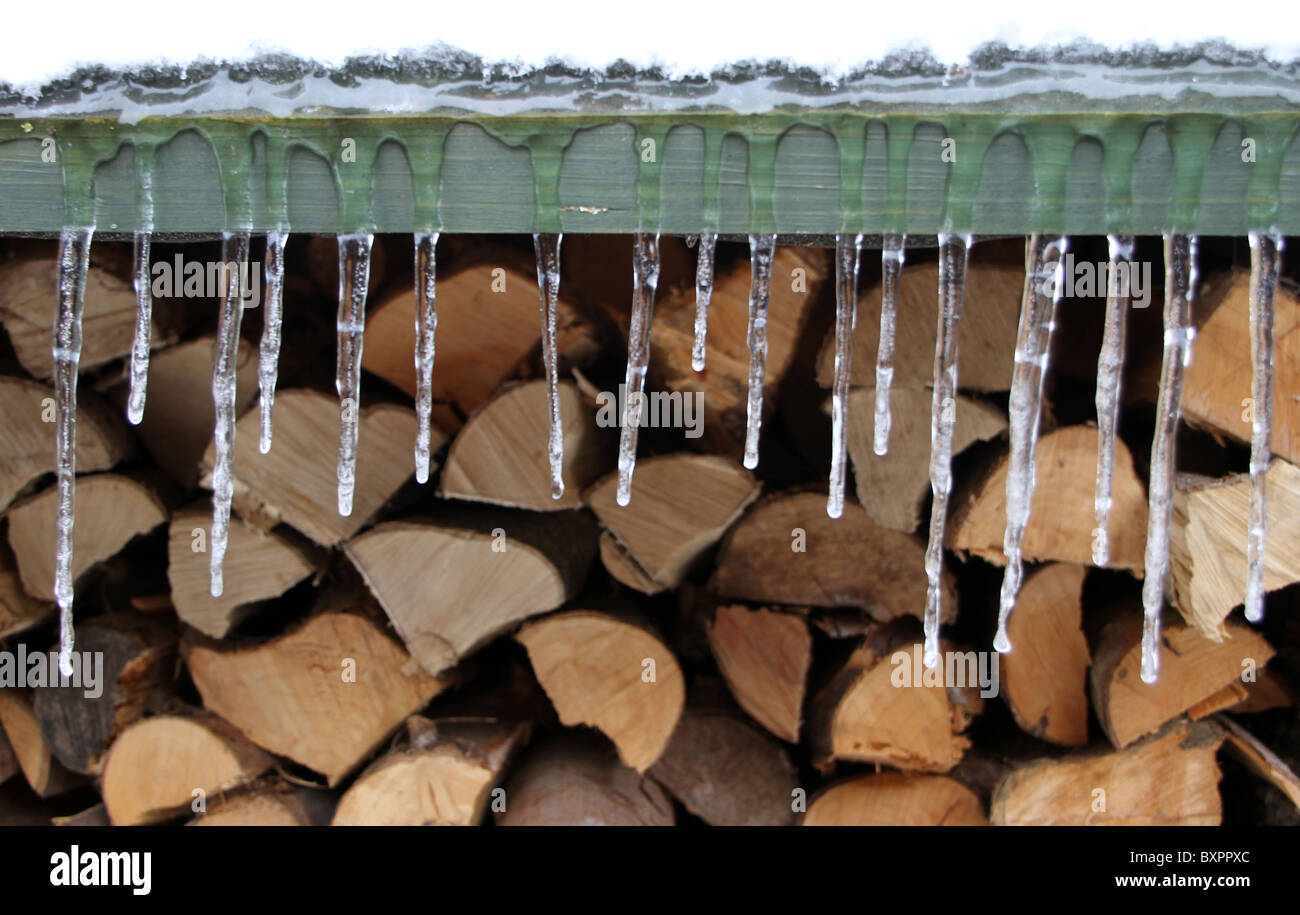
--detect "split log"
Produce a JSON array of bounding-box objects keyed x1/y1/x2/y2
[
  {"x1": 346, "y1": 507, "x2": 596, "y2": 676},
  {"x1": 361, "y1": 246, "x2": 601, "y2": 433},
  {"x1": 515, "y1": 609, "x2": 685, "y2": 773},
  {"x1": 648, "y1": 246, "x2": 828, "y2": 456},
  {"x1": 648, "y1": 708, "x2": 798, "y2": 826},
  {"x1": 167, "y1": 502, "x2": 316, "y2": 637},
  {"x1": 598, "y1": 531, "x2": 666, "y2": 595},
  {"x1": 439, "y1": 379, "x2": 608, "y2": 511},
  {"x1": 0, "y1": 690, "x2": 84, "y2": 797},
  {"x1": 184, "y1": 612, "x2": 448, "y2": 785},
  {"x1": 6, "y1": 473, "x2": 168, "y2": 602},
  {"x1": 116, "y1": 335, "x2": 258, "y2": 487},
  {"x1": 807, "y1": 622, "x2": 984, "y2": 773},
  {"x1": 949, "y1": 424, "x2": 1148, "y2": 571},
  {"x1": 706, "y1": 604, "x2": 811, "y2": 743},
  {"x1": 801, "y1": 772, "x2": 988, "y2": 826},
  {"x1": 31, "y1": 613, "x2": 177, "y2": 774},
  {"x1": 1170, "y1": 460, "x2": 1300, "y2": 639},
  {"x1": 1178, "y1": 270, "x2": 1299, "y2": 464},
  {"x1": 0, "y1": 540, "x2": 52, "y2": 639},
  {"x1": 815, "y1": 239, "x2": 1025, "y2": 391},
  {"x1": 1233, "y1": 668, "x2": 1296, "y2": 714},
  {"x1": 201, "y1": 388, "x2": 426, "y2": 546},
  {"x1": 991, "y1": 719, "x2": 1225, "y2": 825},
  {"x1": 189, "y1": 784, "x2": 334, "y2": 826},
  {"x1": 1000, "y1": 563, "x2": 1091, "y2": 746},
  {"x1": 712, "y1": 490, "x2": 956, "y2": 624},
  {"x1": 584, "y1": 454, "x2": 760, "y2": 590},
  {"x1": 100, "y1": 710, "x2": 275, "y2": 825},
  {"x1": 332, "y1": 718, "x2": 530, "y2": 826},
  {"x1": 0, "y1": 251, "x2": 174, "y2": 379},
  {"x1": 0, "y1": 375, "x2": 132, "y2": 511},
  {"x1": 844, "y1": 386, "x2": 1007, "y2": 532},
  {"x1": 53, "y1": 804, "x2": 110, "y2": 827},
  {"x1": 496, "y1": 735, "x2": 675, "y2": 826},
  {"x1": 1090, "y1": 615, "x2": 1275, "y2": 749},
  {"x1": 1216, "y1": 714, "x2": 1300, "y2": 811}
]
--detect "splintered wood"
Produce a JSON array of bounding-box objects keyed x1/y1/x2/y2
[{"x1": 0, "y1": 234, "x2": 1295, "y2": 828}]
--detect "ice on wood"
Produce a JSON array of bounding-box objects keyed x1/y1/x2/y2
[
  {"x1": 874, "y1": 233, "x2": 905, "y2": 456},
  {"x1": 616, "y1": 232, "x2": 661, "y2": 506},
  {"x1": 1092, "y1": 234, "x2": 1135, "y2": 567},
  {"x1": 126, "y1": 232, "x2": 153, "y2": 425},
  {"x1": 257, "y1": 230, "x2": 288, "y2": 455},
  {"x1": 743, "y1": 233, "x2": 776, "y2": 471},
  {"x1": 995, "y1": 234, "x2": 1067, "y2": 653},
  {"x1": 533, "y1": 233, "x2": 565, "y2": 499},
  {"x1": 335, "y1": 233, "x2": 374, "y2": 517},
  {"x1": 828, "y1": 233, "x2": 862, "y2": 519},
  {"x1": 691, "y1": 231, "x2": 718, "y2": 372},
  {"x1": 1246, "y1": 232, "x2": 1283, "y2": 622},
  {"x1": 414, "y1": 232, "x2": 440, "y2": 484},
  {"x1": 1141, "y1": 234, "x2": 1198, "y2": 683},
  {"x1": 922, "y1": 233, "x2": 972, "y2": 670},
  {"x1": 209, "y1": 232, "x2": 251, "y2": 599}
]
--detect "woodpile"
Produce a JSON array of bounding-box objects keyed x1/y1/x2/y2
[{"x1": 0, "y1": 233, "x2": 1296, "y2": 827}]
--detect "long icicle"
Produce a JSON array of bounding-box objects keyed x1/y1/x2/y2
[
  {"x1": 615, "y1": 232, "x2": 661, "y2": 506},
  {"x1": 209, "y1": 231, "x2": 251, "y2": 599},
  {"x1": 52, "y1": 227, "x2": 93, "y2": 676},
  {"x1": 828, "y1": 233, "x2": 862, "y2": 518},
  {"x1": 414, "y1": 232, "x2": 440, "y2": 483},
  {"x1": 1092, "y1": 234, "x2": 1135, "y2": 567},
  {"x1": 691, "y1": 231, "x2": 718, "y2": 372},
  {"x1": 874, "y1": 233, "x2": 906, "y2": 455},
  {"x1": 1245, "y1": 233, "x2": 1283, "y2": 622},
  {"x1": 923, "y1": 234, "x2": 972, "y2": 669},
  {"x1": 743, "y1": 234, "x2": 777, "y2": 470},
  {"x1": 534, "y1": 233, "x2": 565, "y2": 499},
  {"x1": 257, "y1": 230, "x2": 288, "y2": 454},
  {"x1": 1141, "y1": 234, "x2": 1198, "y2": 683},
  {"x1": 125, "y1": 233, "x2": 153, "y2": 425},
  {"x1": 994, "y1": 234, "x2": 1067, "y2": 652},
  {"x1": 335, "y1": 233, "x2": 374, "y2": 517}
]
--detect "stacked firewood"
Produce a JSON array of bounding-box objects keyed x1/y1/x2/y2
[{"x1": 0, "y1": 233, "x2": 1297, "y2": 826}]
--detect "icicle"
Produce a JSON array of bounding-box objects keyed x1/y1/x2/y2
[
  {"x1": 533, "y1": 233, "x2": 565, "y2": 499},
  {"x1": 691, "y1": 231, "x2": 718, "y2": 372},
  {"x1": 922, "y1": 234, "x2": 972, "y2": 670},
  {"x1": 874, "y1": 233, "x2": 905, "y2": 455},
  {"x1": 743, "y1": 234, "x2": 777, "y2": 471},
  {"x1": 1246, "y1": 233, "x2": 1283, "y2": 622},
  {"x1": 1141, "y1": 234, "x2": 1198, "y2": 684},
  {"x1": 413, "y1": 232, "x2": 440, "y2": 484},
  {"x1": 994, "y1": 235, "x2": 1067, "y2": 653},
  {"x1": 828, "y1": 233, "x2": 862, "y2": 519},
  {"x1": 52, "y1": 227, "x2": 93, "y2": 677},
  {"x1": 1092, "y1": 234, "x2": 1135, "y2": 567},
  {"x1": 257, "y1": 230, "x2": 288, "y2": 454},
  {"x1": 125, "y1": 233, "x2": 153, "y2": 425},
  {"x1": 209, "y1": 232, "x2": 250, "y2": 599},
  {"x1": 335, "y1": 233, "x2": 374, "y2": 517},
  {"x1": 615, "y1": 232, "x2": 661, "y2": 506}
]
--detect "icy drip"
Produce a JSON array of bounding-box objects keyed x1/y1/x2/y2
[
  {"x1": 615, "y1": 232, "x2": 661, "y2": 506},
  {"x1": 994, "y1": 235, "x2": 1067, "y2": 653},
  {"x1": 691, "y1": 232, "x2": 718, "y2": 372},
  {"x1": 209, "y1": 231, "x2": 250, "y2": 599},
  {"x1": 125, "y1": 233, "x2": 153, "y2": 425},
  {"x1": 52, "y1": 227, "x2": 93, "y2": 677},
  {"x1": 743, "y1": 234, "x2": 777, "y2": 470},
  {"x1": 1092, "y1": 234, "x2": 1135, "y2": 567},
  {"x1": 335, "y1": 233, "x2": 374, "y2": 517},
  {"x1": 413, "y1": 232, "x2": 440, "y2": 484},
  {"x1": 257, "y1": 231, "x2": 288, "y2": 454},
  {"x1": 1141, "y1": 234, "x2": 1198, "y2": 684},
  {"x1": 828, "y1": 233, "x2": 862, "y2": 519},
  {"x1": 922, "y1": 234, "x2": 972, "y2": 670},
  {"x1": 533, "y1": 233, "x2": 565, "y2": 499},
  {"x1": 1245, "y1": 233, "x2": 1283, "y2": 622},
  {"x1": 874, "y1": 234, "x2": 906, "y2": 455}
]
